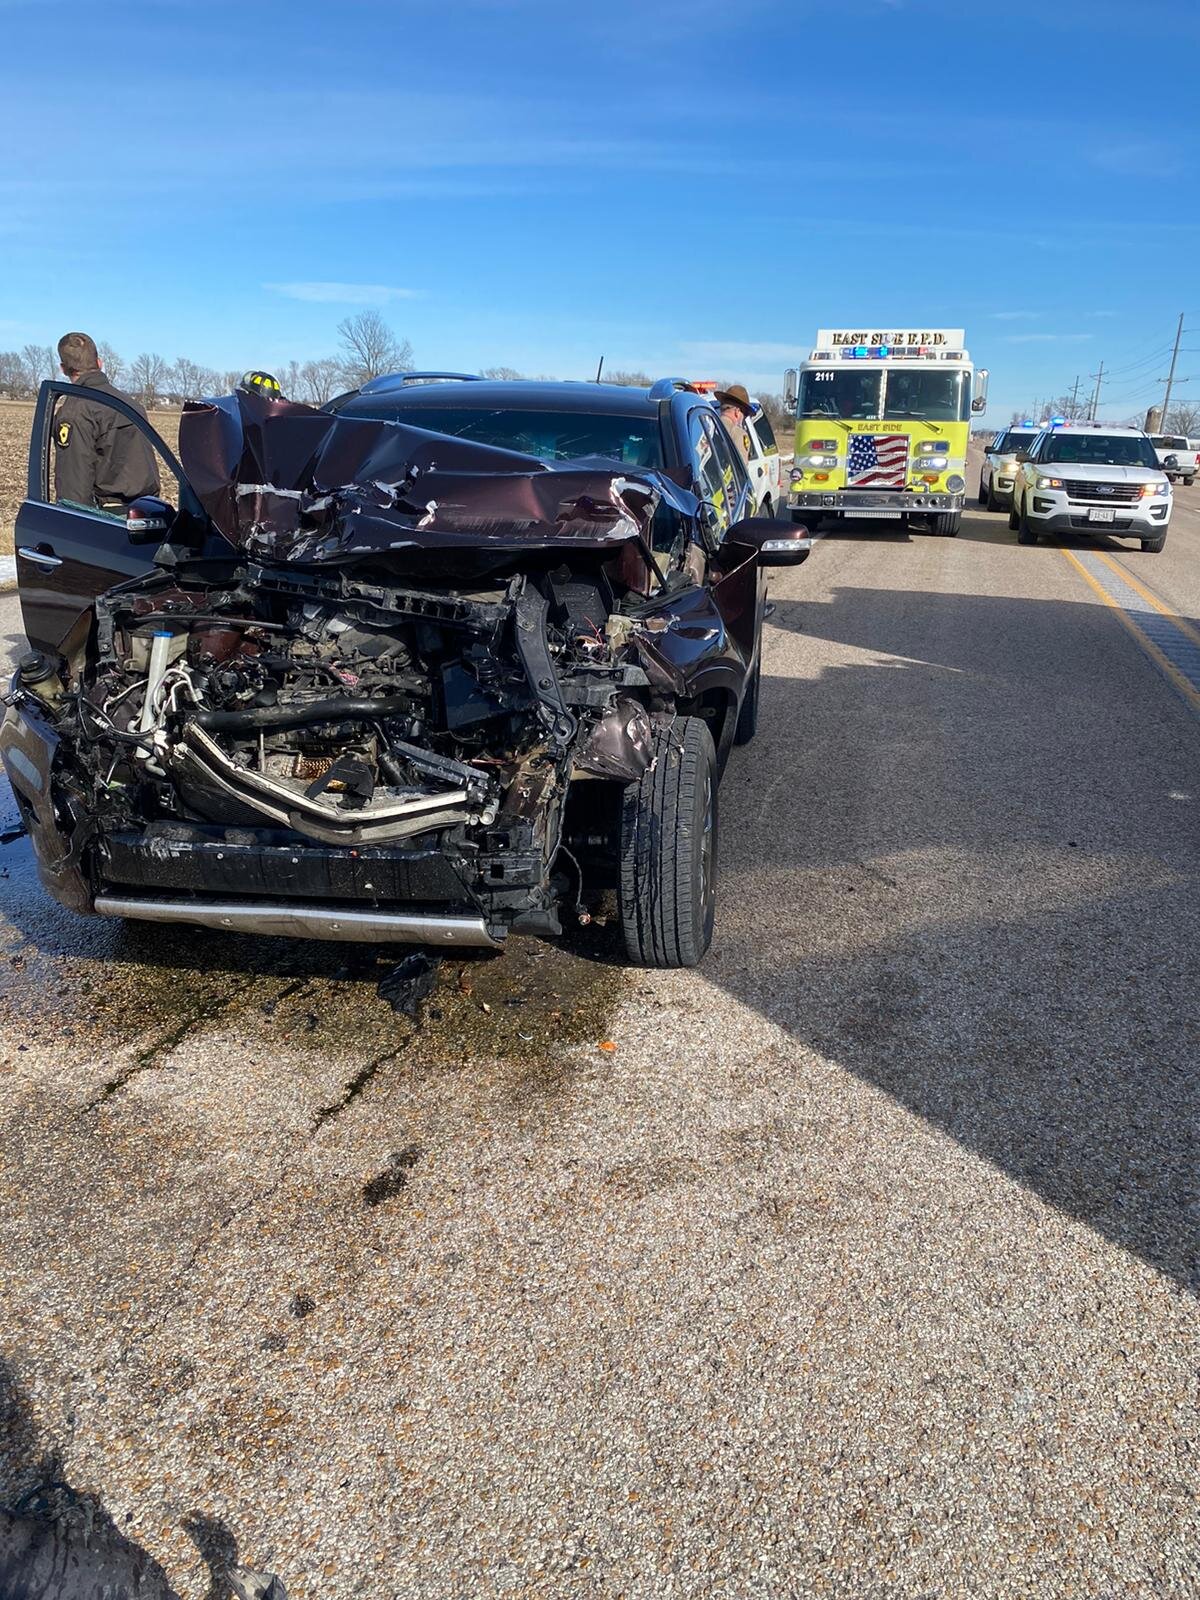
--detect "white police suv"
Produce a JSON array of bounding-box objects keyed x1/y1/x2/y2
[
  {"x1": 978, "y1": 422, "x2": 1040, "y2": 510},
  {"x1": 1008, "y1": 422, "x2": 1172, "y2": 553}
]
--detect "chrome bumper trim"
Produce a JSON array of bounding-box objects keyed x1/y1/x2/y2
[{"x1": 94, "y1": 895, "x2": 501, "y2": 946}]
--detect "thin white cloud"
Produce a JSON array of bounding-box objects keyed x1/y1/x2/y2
[
  {"x1": 263, "y1": 282, "x2": 421, "y2": 305},
  {"x1": 1086, "y1": 310, "x2": 1117, "y2": 318},
  {"x1": 990, "y1": 311, "x2": 1039, "y2": 321},
  {"x1": 1004, "y1": 332, "x2": 1094, "y2": 345}
]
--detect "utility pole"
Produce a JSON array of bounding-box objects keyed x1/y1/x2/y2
[
  {"x1": 1068, "y1": 374, "x2": 1082, "y2": 417},
  {"x1": 1159, "y1": 313, "x2": 1185, "y2": 431},
  {"x1": 1089, "y1": 361, "x2": 1104, "y2": 420}
]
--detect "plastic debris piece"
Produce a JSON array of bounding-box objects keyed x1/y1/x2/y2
[
  {"x1": 377, "y1": 952, "x2": 440, "y2": 1016},
  {"x1": 598, "y1": 1040, "x2": 617, "y2": 1052}
]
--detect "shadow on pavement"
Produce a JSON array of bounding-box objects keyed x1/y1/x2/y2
[{"x1": 708, "y1": 581, "x2": 1200, "y2": 1291}]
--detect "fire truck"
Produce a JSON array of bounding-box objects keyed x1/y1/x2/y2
[{"x1": 783, "y1": 329, "x2": 988, "y2": 536}]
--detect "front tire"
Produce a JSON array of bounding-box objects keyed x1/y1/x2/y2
[
  {"x1": 978, "y1": 474, "x2": 988, "y2": 506},
  {"x1": 933, "y1": 512, "x2": 961, "y2": 536},
  {"x1": 619, "y1": 716, "x2": 717, "y2": 968},
  {"x1": 1016, "y1": 497, "x2": 1039, "y2": 544},
  {"x1": 1008, "y1": 497, "x2": 1020, "y2": 532},
  {"x1": 1141, "y1": 529, "x2": 1167, "y2": 553}
]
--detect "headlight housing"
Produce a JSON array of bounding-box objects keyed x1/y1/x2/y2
[
  {"x1": 1036, "y1": 475, "x2": 1064, "y2": 489},
  {"x1": 1140, "y1": 480, "x2": 1171, "y2": 499}
]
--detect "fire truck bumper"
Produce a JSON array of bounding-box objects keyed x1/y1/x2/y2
[{"x1": 789, "y1": 489, "x2": 965, "y2": 517}]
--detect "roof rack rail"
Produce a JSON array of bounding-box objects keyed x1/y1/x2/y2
[
  {"x1": 358, "y1": 370, "x2": 483, "y2": 395},
  {"x1": 647, "y1": 377, "x2": 694, "y2": 400}
]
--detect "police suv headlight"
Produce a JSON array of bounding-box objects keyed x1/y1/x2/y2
[
  {"x1": 1036, "y1": 475, "x2": 1064, "y2": 489},
  {"x1": 1140, "y1": 480, "x2": 1171, "y2": 498}
]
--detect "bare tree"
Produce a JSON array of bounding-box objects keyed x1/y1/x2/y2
[
  {"x1": 97, "y1": 341, "x2": 125, "y2": 389},
  {"x1": 169, "y1": 356, "x2": 208, "y2": 399},
  {"x1": 221, "y1": 370, "x2": 242, "y2": 394},
  {"x1": 129, "y1": 352, "x2": 168, "y2": 407},
  {"x1": 0, "y1": 351, "x2": 26, "y2": 397},
  {"x1": 482, "y1": 365, "x2": 524, "y2": 380},
  {"x1": 279, "y1": 359, "x2": 303, "y2": 400},
  {"x1": 298, "y1": 356, "x2": 346, "y2": 406},
  {"x1": 1164, "y1": 401, "x2": 1200, "y2": 436},
  {"x1": 1045, "y1": 391, "x2": 1090, "y2": 420},
  {"x1": 336, "y1": 310, "x2": 412, "y2": 387},
  {"x1": 604, "y1": 369, "x2": 652, "y2": 388},
  {"x1": 20, "y1": 343, "x2": 55, "y2": 392}
]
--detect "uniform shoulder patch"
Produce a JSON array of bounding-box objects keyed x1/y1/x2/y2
[{"x1": 56, "y1": 420, "x2": 71, "y2": 448}]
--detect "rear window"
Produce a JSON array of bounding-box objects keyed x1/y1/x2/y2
[
  {"x1": 347, "y1": 405, "x2": 663, "y2": 467},
  {"x1": 1150, "y1": 435, "x2": 1188, "y2": 449},
  {"x1": 751, "y1": 411, "x2": 777, "y2": 452}
]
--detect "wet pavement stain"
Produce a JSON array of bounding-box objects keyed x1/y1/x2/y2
[{"x1": 0, "y1": 778, "x2": 628, "y2": 1082}]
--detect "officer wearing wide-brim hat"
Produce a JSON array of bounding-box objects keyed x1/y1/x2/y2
[{"x1": 714, "y1": 383, "x2": 753, "y2": 461}]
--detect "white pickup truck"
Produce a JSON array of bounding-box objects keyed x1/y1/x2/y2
[{"x1": 1149, "y1": 434, "x2": 1197, "y2": 486}]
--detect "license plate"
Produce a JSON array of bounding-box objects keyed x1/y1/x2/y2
[{"x1": 1088, "y1": 507, "x2": 1116, "y2": 523}]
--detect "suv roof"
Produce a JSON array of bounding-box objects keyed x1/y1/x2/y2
[
  {"x1": 1043, "y1": 421, "x2": 1147, "y2": 435},
  {"x1": 331, "y1": 378, "x2": 664, "y2": 420}
]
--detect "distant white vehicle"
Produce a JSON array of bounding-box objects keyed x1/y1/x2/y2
[
  {"x1": 979, "y1": 422, "x2": 1041, "y2": 510},
  {"x1": 744, "y1": 403, "x2": 784, "y2": 515},
  {"x1": 1009, "y1": 421, "x2": 1172, "y2": 553},
  {"x1": 1148, "y1": 433, "x2": 1196, "y2": 486}
]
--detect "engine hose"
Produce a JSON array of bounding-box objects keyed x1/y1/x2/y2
[{"x1": 193, "y1": 694, "x2": 414, "y2": 732}]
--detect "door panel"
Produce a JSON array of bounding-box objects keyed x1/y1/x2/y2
[
  {"x1": 15, "y1": 499, "x2": 160, "y2": 656},
  {"x1": 16, "y1": 381, "x2": 216, "y2": 658}
]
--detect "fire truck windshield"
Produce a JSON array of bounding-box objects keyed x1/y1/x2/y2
[
  {"x1": 882, "y1": 369, "x2": 969, "y2": 422},
  {"x1": 797, "y1": 369, "x2": 881, "y2": 420}
]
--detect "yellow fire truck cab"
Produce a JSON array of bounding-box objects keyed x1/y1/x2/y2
[{"x1": 784, "y1": 329, "x2": 988, "y2": 536}]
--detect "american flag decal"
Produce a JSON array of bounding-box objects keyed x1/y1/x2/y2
[{"x1": 847, "y1": 432, "x2": 909, "y2": 488}]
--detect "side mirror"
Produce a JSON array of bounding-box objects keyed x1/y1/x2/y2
[
  {"x1": 126, "y1": 495, "x2": 176, "y2": 543},
  {"x1": 1012, "y1": 450, "x2": 1030, "y2": 463},
  {"x1": 971, "y1": 366, "x2": 989, "y2": 414},
  {"x1": 783, "y1": 367, "x2": 798, "y2": 412},
  {"x1": 727, "y1": 515, "x2": 814, "y2": 566}
]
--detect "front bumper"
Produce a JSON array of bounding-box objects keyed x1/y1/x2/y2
[
  {"x1": 1026, "y1": 493, "x2": 1171, "y2": 535},
  {"x1": 789, "y1": 489, "x2": 964, "y2": 517},
  {"x1": 990, "y1": 473, "x2": 1017, "y2": 505}
]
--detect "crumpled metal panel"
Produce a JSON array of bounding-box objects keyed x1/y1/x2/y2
[
  {"x1": 179, "y1": 392, "x2": 700, "y2": 564},
  {"x1": 575, "y1": 696, "x2": 656, "y2": 781}
]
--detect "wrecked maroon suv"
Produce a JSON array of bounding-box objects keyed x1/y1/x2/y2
[{"x1": 2, "y1": 381, "x2": 810, "y2": 967}]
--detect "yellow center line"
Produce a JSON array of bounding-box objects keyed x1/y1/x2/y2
[
  {"x1": 1086, "y1": 548, "x2": 1200, "y2": 652},
  {"x1": 1059, "y1": 549, "x2": 1200, "y2": 717}
]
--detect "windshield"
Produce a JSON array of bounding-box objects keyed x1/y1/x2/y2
[
  {"x1": 797, "y1": 369, "x2": 882, "y2": 420},
  {"x1": 355, "y1": 407, "x2": 663, "y2": 466},
  {"x1": 883, "y1": 369, "x2": 968, "y2": 422},
  {"x1": 1046, "y1": 434, "x2": 1160, "y2": 468},
  {"x1": 996, "y1": 430, "x2": 1037, "y2": 455}
]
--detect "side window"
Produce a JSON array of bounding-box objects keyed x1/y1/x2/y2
[
  {"x1": 688, "y1": 407, "x2": 727, "y2": 519},
  {"x1": 47, "y1": 389, "x2": 179, "y2": 522},
  {"x1": 752, "y1": 411, "x2": 777, "y2": 453},
  {"x1": 704, "y1": 413, "x2": 749, "y2": 525}
]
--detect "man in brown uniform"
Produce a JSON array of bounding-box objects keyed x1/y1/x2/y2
[
  {"x1": 53, "y1": 331, "x2": 160, "y2": 509},
  {"x1": 715, "y1": 383, "x2": 753, "y2": 463}
]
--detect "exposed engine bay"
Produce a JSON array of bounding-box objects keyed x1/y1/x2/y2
[{"x1": 25, "y1": 552, "x2": 665, "y2": 940}]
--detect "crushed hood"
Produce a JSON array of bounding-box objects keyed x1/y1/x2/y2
[{"x1": 179, "y1": 391, "x2": 699, "y2": 563}]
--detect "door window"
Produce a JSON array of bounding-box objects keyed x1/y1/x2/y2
[
  {"x1": 703, "y1": 412, "x2": 749, "y2": 527},
  {"x1": 689, "y1": 407, "x2": 728, "y2": 521}
]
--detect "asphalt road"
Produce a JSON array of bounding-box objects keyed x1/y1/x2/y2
[{"x1": 0, "y1": 468, "x2": 1197, "y2": 1598}]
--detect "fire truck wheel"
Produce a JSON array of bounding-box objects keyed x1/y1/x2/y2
[{"x1": 933, "y1": 512, "x2": 961, "y2": 536}]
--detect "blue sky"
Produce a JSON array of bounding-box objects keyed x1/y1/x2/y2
[{"x1": 2, "y1": 0, "x2": 1198, "y2": 423}]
